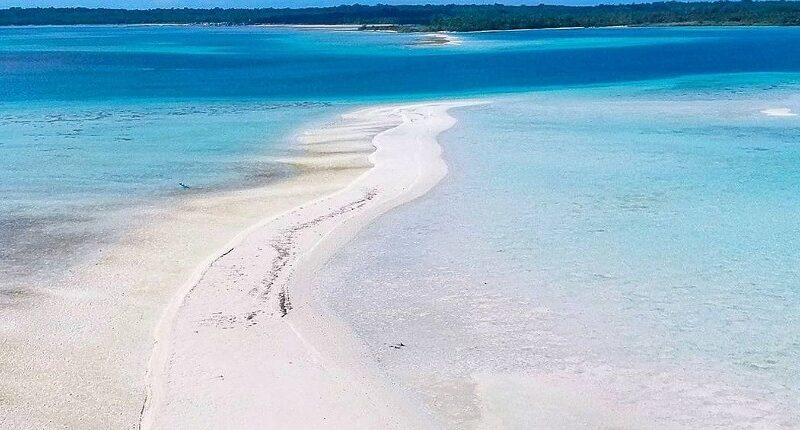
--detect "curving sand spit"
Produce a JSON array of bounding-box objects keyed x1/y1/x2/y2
[
  {"x1": 140, "y1": 101, "x2": 484, "y2": 430},
  {"x1": 413, "y1": 33, "x2": 462, "y2": 46}
]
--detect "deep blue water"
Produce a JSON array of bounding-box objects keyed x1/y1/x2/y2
[{"x1": 3, "y1": 26, "x2": 800, "y2": 101}]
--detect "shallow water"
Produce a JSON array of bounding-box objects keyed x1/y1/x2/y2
[
  {"x1": 314, "y1": 78, "x2": 800, "y2": 428},
  {"x1": 0, "y1": 100, "x2": 341, "y2": 283}
]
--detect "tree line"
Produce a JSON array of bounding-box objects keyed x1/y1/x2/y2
[{"x1": 2, "y1": 2, "x2": 800, "y2": 31}]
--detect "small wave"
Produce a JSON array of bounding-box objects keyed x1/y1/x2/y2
[{"x1": 760, "y1": 108, "x2": 798, "y2": 117}]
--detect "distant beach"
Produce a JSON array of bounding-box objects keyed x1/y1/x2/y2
[{"x1": 411, "y1": 33, "x2": 462, "y2": 46}]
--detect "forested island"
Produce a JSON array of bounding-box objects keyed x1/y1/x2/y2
[{"x1": 2, "y1": 2, "x2": 800, "y2": 31}]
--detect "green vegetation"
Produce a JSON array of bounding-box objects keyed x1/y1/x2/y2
[{"x1": 2, "y1": 2, "x2": 800, "y2": 31}]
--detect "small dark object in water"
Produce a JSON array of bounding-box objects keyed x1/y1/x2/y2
[{"x1": 179, "y1": 182, "x2": 191, "y2": 189}]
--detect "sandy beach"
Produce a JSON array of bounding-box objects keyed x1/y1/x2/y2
[
  {"x1": 0, "y1": 102, "x2": 459, "y2": 429},
  {"x1": 0, "y1": 122, "x2": 370, "y2": 428},
  {"x1": 139, "y1": 101, "x2": 481, "y2": 429},
  {"x1": 1, "y1": 101, "x2": 478, "y2": 429}
]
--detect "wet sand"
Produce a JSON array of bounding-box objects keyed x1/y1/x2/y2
[{"x1": 0, "y1": 108, "x2": 371, "y2": 429}]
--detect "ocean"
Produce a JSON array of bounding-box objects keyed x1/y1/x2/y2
[{"x1": 2, "y1": 25, "x2": 799, "y2": 428}]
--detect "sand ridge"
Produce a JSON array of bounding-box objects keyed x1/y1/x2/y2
[{"x1": 140, "y1": 101, "x2": 485, "y2": 430}]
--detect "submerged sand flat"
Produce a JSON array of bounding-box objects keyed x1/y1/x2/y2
[
  {"x1": 142, "y1": 101, "x2": 482, "y2": 430},
  {"x1": 312, "y1": 94, "x2": 800, "y2": 429}
]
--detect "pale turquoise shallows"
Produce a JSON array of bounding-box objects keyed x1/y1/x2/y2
[{"x1": 315, "y1": 78, "x2": 800, "y2": 428}]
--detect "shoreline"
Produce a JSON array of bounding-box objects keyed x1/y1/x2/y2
[
  {"x1": 140, "y1": 101, "x2": 483, "y2": 429},
  {"x1": 0, "y1": 105, "x2": 370, "y2": 428},
  {"x1": 0, "y1": 22, "x2": 784, "y2": 32}
]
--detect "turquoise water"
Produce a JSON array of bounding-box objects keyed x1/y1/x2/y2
[
  {"x1": 2, "y1": 25, "x2": 800, "y2": 427},
  {"x1": 0, "y1": 100, "x2": 338, "y2": 279},
  {"x1": 4, "y1": 26, "x2": 800, "y2": 101},
  {"x1": 315, "y1": 78, "x2": 800, "y2": 427}
]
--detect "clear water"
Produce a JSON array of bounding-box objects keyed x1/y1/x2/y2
[
  {"x1": 315, "y1": 77, "x2": 800, "y2": 428},
  {"x1": 0, "y1": 100, "x2": 342, "y2": 279},
  {"x1": 3, "y1": 25, "x2": 800, "y2": 427}
]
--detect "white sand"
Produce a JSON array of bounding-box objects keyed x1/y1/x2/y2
[
  {"x1": 761, "y1": 107, "x2": 798, "y2": 117},
  {"x1": 0, "y1": 110, "x2": 378, "y2": 428},
  {"x1": 140, "y1": 101, "x2": 483, "y2": 429},
  {"x1": 415, "y1": 33, "x2": 462, "y2": 46},
  {"x1": 0, "y1": 174, "x2": 368, "y2": 429}
]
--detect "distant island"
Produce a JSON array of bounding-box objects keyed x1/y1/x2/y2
[{"x1": 1, "y1": 2, "x2": 800, "y2": 31}]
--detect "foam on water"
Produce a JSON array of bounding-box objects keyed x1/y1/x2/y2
[{"x1": 761, "y1": 108, "x2": 798, "y2": 117}]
